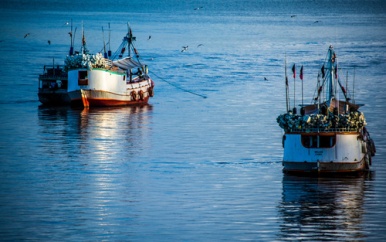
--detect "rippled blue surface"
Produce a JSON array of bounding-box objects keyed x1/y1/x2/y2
[{"x1": 1, "y1": 0, "x2": 386, "y2": 241}]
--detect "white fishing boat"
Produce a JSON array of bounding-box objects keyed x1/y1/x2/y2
[
  {"x1": 277, "y1": 45, "x2": 376, "y2": 174},
  {"x1": 66, "y1": 23, "x2": 154, "y2": 108}
]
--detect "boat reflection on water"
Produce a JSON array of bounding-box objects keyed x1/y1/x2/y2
[
  {"x1": 36, "y1": 105, "x2": 153, "y2": 234},
  {"x1": 37, "y1": 104, "x2": 153, "y2": 162},
  {"x1": 278, "y1": 173, "x2": 373, "y2": 241}
]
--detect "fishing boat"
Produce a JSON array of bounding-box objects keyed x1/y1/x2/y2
[
  {"x1": 277, "y1": 45, "x2": 376, "y2": 174},
  {"x1": 66, "y1": 23, "x2": 154, "y2": 108},
  {"x1": 38, "y1": 64, "x2": 70, "y2": 105}
]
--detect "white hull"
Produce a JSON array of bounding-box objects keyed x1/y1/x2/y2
[
  {"x1": 67, "y1": 68, "x2": 154, "y2": 107},
  {"x1": 282, "y1": 132, "x2": 371, "y2": 173}
]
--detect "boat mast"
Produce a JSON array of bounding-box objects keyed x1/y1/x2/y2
[
  {"x1": 81, "y1": 22, "x2": 87, "y2": 55},
  {"x1": 108, "y1": 23, "x2": 112, "y2": 57},
  {"x1": 292, "y1": 63, "x2": 296, "y2": 113},
  {"x1": 326, "y1": 45, "x2": 336, "y2": 108},
  {"x1": 285, "y1": 53, "x2": 289, "y2": 112},
  {"x1": 317, "y1": 74, "x2": 320, "y2": 110},
  {"x1": 353, "y1": 67, "x2": 356, "y2": 104},
  {"x1": 127, "y1": 22, "x2": 132, "y2": 57},
  {"x1": 69, "y1": 19, "x2": 73, "y2": 56},
  {"x1": 102, "y1": 26, "x2": 107, "y2": 58}
]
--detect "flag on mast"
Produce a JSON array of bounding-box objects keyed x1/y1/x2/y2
[
  {"x1": 292, "y1": 64, "x2": 296, "y2": 78},
  {"x1": 300, "y1": 65, "x2": 303, "y2": 80}
]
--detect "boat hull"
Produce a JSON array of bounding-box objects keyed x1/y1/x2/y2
[
  {"x1": 282, "y1": 132, "x2": 371, "y2": 174},
  {"x1": 283, "y1": 157, "x2": 367, "y2": 174},
  {"x1": 68, "y1": 89, "x2": 150, "y2": 107},
  {"x1": 38, "y1": 90, "x2": 70, "y2": 106}
]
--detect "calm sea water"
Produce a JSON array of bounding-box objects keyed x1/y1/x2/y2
[{"x1": 1, "y1": 0, "x2": 386, "y2": 241}]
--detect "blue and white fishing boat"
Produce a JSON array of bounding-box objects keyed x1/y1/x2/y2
[{"x1": 277, "y1": 46, "x2": 376, "y2": 174}]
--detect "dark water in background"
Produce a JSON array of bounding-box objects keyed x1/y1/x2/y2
[{"x1": 1, "y1": 0, "x2": 386, "y2": 241}]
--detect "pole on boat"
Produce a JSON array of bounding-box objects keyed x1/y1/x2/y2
[
  {"x1": 73, "y1": 26, "x2": 77, "y2": 54},
  {"x1": 353, "y1": 67, "x2": 356, "y2": 104},
  {"x1": 102, "y1": 26, "x2": 107, "y2": 58},
  {"x1": 317, "y1": 73, "x2": 320, "y2": 110},
  {"x1": 300, "y1": 65, "x2": 304, "y2": 107},
  {"x1": 69, "y1": 19, "x2": 74, "y2": 56},
  {"x1": 108, "y1": 23, "x2": 112, "y2": 57},
  {"x1": 81, "y1": 21, "x2": 86, "y2": 54},
  {"x1": 292, "y1": 63, "x2": 296, "y2": 114},
  {"x1": 285, "y1": 53, "x2": 289, "y2": 112},
  {"x1": 127, "y1": 22, "x2": 131, "y2": 57},
  {"x1": 345, "y1": 70, "x2": 349, "y2": 113},
  {"x1": 327, "y1": 45, "x2": 335, "y2": 107}
]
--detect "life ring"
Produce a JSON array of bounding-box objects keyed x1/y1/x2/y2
[
  {"x1": 148, "y1": 87, "x2": 154, "y2": 97},
  {"x1": 131, "y1": 91, "x2": 138, "y2": 101},
  {"x1": 138, "y1": 90, "x2": 144, "y2": 101}
]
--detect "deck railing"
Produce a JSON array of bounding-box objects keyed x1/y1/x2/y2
[
  {"x1": 40, "y1": 65, "x2": 68, "y2": 79},
  {"x1": 287, "y1": 127, "x2": 360, "y2": 133}
]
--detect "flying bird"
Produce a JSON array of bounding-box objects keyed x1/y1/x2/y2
[
  {"x1": 181, "y1": 46, "x2": 188, "y2": 52},
  {"x1": 197, "y1": 44, "x2": 203, "y2": 48},
  {"x1": 24, "y1": 33, "x2": 30, "y2": 38}
]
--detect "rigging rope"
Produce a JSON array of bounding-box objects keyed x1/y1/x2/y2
[{"x1": 149, "y1": 70, "x2": 207, "y2": 99}]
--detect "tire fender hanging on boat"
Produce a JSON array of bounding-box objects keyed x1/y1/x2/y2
[
  {"x1": 148, "y1": 86, "x2": 154, "y2": 97},
  {"x1": 131, "y1": 90, "x2": 138, "y2": 101},
  {"x1": 138, "y1": 90, "x2": 144, "y2": 100}
]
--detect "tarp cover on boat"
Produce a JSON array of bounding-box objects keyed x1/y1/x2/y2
[{"x1": 112, "y1": 57, "x2": 142, "y2": 70}]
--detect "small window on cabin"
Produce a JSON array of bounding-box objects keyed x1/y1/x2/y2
[
  {"x1": 301, "y1": 135, "x2": 336, "y2": 148},
  {"x1": 78, "y1": 70, "x2": 88, "y2": 85},
  {"x1": 302, "y1": 135, "x2": 318, "y2": 148},
  {"x1": 78, "y1": 71, "x2": 87, "y2": 79},
  {"x1": 319, "y1": 135, "x2": 336, "y2": 148}
]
